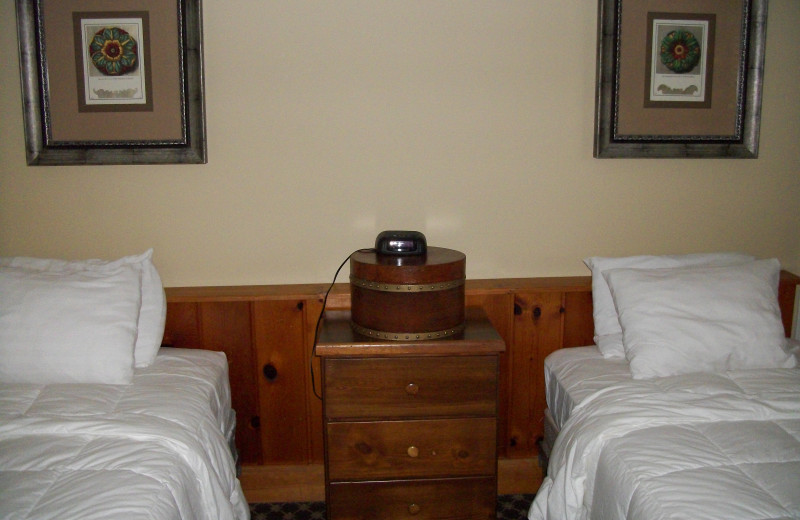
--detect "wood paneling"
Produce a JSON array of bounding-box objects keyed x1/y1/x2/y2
[
  {"x1": 252, "y1": 300, "x2": 309, "y2": 463},
  {"x1": 163, "y1": 271, "x2": 799, "y2": 470},
  {"x1": 304, "y1": 296, "x2": 326, "y2": 463},
  {"x1": 562, "y1": 290, "x2": 595, "y2": 348},
  {"x1": 507, "y1": 292, "x2": 563, "y2": 457},
  {"x1": 466, "y1": 292, "x2": 514, "y2": 458},
  {"x1": 779, "y1": 270, "x2": 800, "y2": 337},
  {"x1": 164, "y1": 301, "x2": 261, "y2": 463}
]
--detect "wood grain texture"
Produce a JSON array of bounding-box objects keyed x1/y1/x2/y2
[
  {"x1": 164, "y1": 301, "x2": 261, "y2": 463},
  {"x1": 779, "y1": 270, "x2": 800, "y2": 338},
  {"x1": 350, "y1": 247, "x2": 466, "y2": 284},
  {"x1": 323, "y1": 356, "x2": 497, "y2": 420},
  {"x1": 508, "y1": 292, "x2": 563, "y2": 458},
  {"x1": 163, "y1": 271, "x2": 799, "y2": 468},
  {"x1": 326, "y1": 417, "x2": 496, "y2": 481},
  {"x1": 465, "y1": 292, "x2": 515, "y2": 459},
  {"x1": 319, "y1": 311, "x2": 501, "y2": 518},
  {"x1": 252, "y1": 300, "x2": 310, "y2": 463},
  {"x1": 327, "y1": 477, "x2": 496, "y2": 520},
  {"x1": 238, "y1": 459, "x2": 542, "y2": 503},
  {"x1": 316, "y1": 308, "x2": 505, "y2": 356}
]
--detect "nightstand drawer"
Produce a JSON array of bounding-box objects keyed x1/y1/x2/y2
[
  {"x1": 326, "y1": 417, "x2": 496, "y2": 480},
  {"x1": 328, "y1": 477, "x2": 496, "y2": 520},
  {"x1": 323, "y1": 356, "x2": 497, "y2": 419}
]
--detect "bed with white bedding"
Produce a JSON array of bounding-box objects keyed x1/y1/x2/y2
[
  {"x1": 0, "y1": 250, "x2": 249, "y2": 520},
  {"x1": 543, "y1": 345, "x2": 630, "y2": 434},
  {"x1": 529, "y1": 254, "x2": 800, "y2": 520},
  {"x1": 0, "y1": 348, "x2": 249, "y2": 520}
]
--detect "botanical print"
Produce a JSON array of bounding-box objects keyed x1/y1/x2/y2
[
  {"x1": 659, "y1": 29, "x2": 701, "y2": 74},
  {"x1": 646, "y1": 14, "x2": 714, "y2": 105},
  {"x1": 77, "y1": 15, "x2": 148, "y2": 106},
  {"x1": 89, "y1": 26, "x2": 139, "y2": 77}
]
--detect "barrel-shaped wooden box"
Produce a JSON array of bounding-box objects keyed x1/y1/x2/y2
[{"x1": 349, "y1": 247, "x2": 466, "y2": 341}]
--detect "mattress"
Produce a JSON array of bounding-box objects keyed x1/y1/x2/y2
[
  {"x1": 531, "y1": 345, "x2": 800, "y2": 520},
  {"x1": 544, "y1": 346, "x2": 629, "y2": 430},
  {"x1": 0, "y1": 347, "x2": 248, "y2": 520},
  {"x1": 545, "y1": 342, "x2": 800, "y2": 431}
]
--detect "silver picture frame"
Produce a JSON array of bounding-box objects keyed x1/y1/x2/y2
[
  {"x1": 594, "y1": 0, "x2": 767, "y2": 158},
  {"x1": 15, "y1": 0, "x2": 207, "y2": 165}
]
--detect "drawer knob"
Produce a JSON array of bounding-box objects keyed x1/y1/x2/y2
[
  {"x1": 408, "y1": 503, "x2": 421, "y2": 515},
  {"x1": 405, "y1": 383, "x2": 419, "y2": 395},
  {"x1": 407, "y1": 445, "x2": 419, "y2": 458}
]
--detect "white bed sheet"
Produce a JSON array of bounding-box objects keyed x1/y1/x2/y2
[
  {"x1": 544, "y1": 346, "x2": 629, "y2": 430},
  {"x1": 0, "y1": 347, "x2": 248, "y2": 520},
  {"x1": 545, "y1": 342, "x2": 800, "y2": 431},
  {"x1": 531, "y1": 352, "x2": 800, "y2": 520}
]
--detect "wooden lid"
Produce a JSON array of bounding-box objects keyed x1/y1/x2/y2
[{"x1": 350, "y1": 247, "x2": 466, "y2": 285}]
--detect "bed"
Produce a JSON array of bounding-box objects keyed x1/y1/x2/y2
[
  {"x1": 529, "y1": 254, "x2": 800, "y2": 520},
  {"x1": 0, "y1": 250, "x2": 249, "y2": 520}
]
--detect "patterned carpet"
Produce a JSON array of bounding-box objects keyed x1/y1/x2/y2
[{"x1": 250, "y1": 494, "x2": 535, "y2": 519}]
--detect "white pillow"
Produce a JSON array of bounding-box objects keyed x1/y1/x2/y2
[
  {"x1": 0, "y1": 264, "x2": 142, "y2": 384},
  {"x1": 0, "y1": 249, "x2": 166, "y2": 367},
  {"x1": 604, "y1": 258, "x2": 796, "y2": 379},
  {"x1": 584, "y1": 253, "x2": 755, "y2": 358}
]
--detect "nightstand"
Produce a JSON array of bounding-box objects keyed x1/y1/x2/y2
[{"x1": 316, "y1": 307, "x2": 505, "y2": 520}]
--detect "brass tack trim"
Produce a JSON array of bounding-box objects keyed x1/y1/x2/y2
[
  {"x1": 349, "y1": 321, "x2": 466, "y2": 341},
  {"x1": 350, "y1": 276, "x2": 465, "y2": 293}
]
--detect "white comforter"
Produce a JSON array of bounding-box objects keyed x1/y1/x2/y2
[
  {"x1": 529, "y1": 366, "x2": 800, "y2": 520},
  {"x1": 0, "y1": 348, "x2": 249, "y2": 520}
]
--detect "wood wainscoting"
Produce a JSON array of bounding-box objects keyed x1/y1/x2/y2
[{"x1": 163, "y1": 271, "x2": 799, "y2": 502}]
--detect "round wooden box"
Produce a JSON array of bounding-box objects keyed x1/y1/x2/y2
[{"x1": 349, "y1": 247, "x2": 466, "y2": 340}]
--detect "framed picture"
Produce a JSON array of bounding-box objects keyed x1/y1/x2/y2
[
  {"x1": 644, "y1": 13, "x2": 715, "y2": 109},
  {"x1": 15, "y1": 0, "x2": 206, "y2": 165},
  {"x1": 594, "y1": 0, "x2": 767, "y2": 158},
  {"x1": 73, "y1": 11, "x2": 153, "y2": 113}
]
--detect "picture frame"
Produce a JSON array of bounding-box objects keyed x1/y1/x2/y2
[
  {"x1": 15, "y1": 0, "x2": 206, "y2": 165},
  {"x1": 594, "y1": 0, "x2": 767, "y2": 158}
]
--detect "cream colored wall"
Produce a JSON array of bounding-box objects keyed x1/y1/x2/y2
[{"x1": 1, "y1": 1, "x2": 798, "y2": 286}]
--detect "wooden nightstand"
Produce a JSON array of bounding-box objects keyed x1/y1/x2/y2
[{"x1": 316, "y1": 307, "x2": 505, "y2": 520}]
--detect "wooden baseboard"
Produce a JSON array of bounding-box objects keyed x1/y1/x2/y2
[
  {"x1": 240, "y1": 458, "x2": 543, "y2": 503},
  {"x1": 497, "y1": 457, "x2": 542, "y2": 495},
  {"x1": 240, "y1": 463, "x2": 325, "y2": 503}
]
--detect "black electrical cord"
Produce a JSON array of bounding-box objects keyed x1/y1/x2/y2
[{"x1": 310, "y1": 248, "x2": 375, "y2": 400}]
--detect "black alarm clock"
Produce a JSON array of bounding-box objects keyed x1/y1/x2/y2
[{"x1": 374, "y1": 230, "x2": 427, "y2": 256}]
